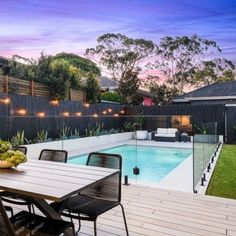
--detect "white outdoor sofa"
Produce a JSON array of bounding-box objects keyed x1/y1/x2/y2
[{"x1": 152, "y1": 128, "x2": 179, "y2": 142}]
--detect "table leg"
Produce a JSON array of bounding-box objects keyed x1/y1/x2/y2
[
  {"x1": 32, "y1": 198, "x2": 61, "y2": 220},
  {"x1": 32, "y1": 198, "x2": 74, "y2": 236}
]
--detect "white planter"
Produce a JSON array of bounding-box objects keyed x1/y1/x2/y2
[
  {"x1": 135, "y1": 130, "x2": 148, "y2": 140},
  {"x1": 25, "y1": 132, "x2": 134, "y2": 159}
]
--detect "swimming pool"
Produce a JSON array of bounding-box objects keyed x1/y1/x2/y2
[{"x1": 69, "y1": 145, "x2": 192, "y2": 184}]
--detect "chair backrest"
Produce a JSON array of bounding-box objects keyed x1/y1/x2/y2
[
  {"x1": 38, "y1": 149, "x2": 68, "y2": 163},
  {"x1": 80, "y1": 152, "x2": 122, "y2": 202},
  {"x1": 11, "y1": 146, "x2": 27, "y2": 155},
  {"x1": 0, "y1": 198, "x2": 15, "y2": 236}
]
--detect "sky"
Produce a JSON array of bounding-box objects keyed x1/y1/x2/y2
[{"x1": 1, "y1": 0, "x2": 236, "y2": 67}]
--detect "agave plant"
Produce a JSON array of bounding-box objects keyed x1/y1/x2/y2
[
  {"x1": 11, "y1": 130, "x2": 28, "y2": 145},
  {"x1": 85, "y1": 122, "x2": 104, "y2": 137},
  {"x1": 122, "y1": 121, "x2": 135, "y2": 132},
  {"x1": 34, "y1": 129, "x2": 48, "y2": 143},
  {"x1": 69, "y1": 128, "x2": 80, "y2": 139},
  {"x1": 194, "y1": 124, "x2": 208, "y2": 134},
  {"x1": 58, "y1": 126, "x2": 71, "y2": 139}
]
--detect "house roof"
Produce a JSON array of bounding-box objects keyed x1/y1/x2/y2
[
  {"x1": 98, "y1": 76, "x2": 118, "y2": 89},
  {"x1": 138, "y1": 89, "x2": 153, "y2": 98},
  {"x1": 173, "y1": 80, "x2": 236, "y2": 103}
]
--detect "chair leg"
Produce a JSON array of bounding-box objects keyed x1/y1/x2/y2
[
  {"x1": 94, "y1": 219, "x2": 97, "y2": 236},
  {"x1": 77, "y1": 217, "x2": 81, "y2": 232},
  {"x1": 120, "y1": 204, "x2": 129, "y2": 236},
  {"x1": 27, "y1": 204, "x2": 31, "y2": 213},
  {"x1": 71, "y1": 224, "x2": 76, "y2": 236},
  {"x1": 27, "y1": 204, "x2": 34, "y2": 213},
  {"x1": 4, "y1": 206, "x2": 13, "y2": 217}
]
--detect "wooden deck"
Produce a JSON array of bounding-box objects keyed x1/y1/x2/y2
[{"x1": 11, "y1": 184, "x2": 236, "y2": 236}]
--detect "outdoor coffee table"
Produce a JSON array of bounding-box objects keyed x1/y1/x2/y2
[{"x1": 0, "y1": 159, "x2": 119, "y2": 220}]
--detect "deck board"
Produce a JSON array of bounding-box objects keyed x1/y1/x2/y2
[{"x1": 8, "y1": 184, "x2": 236, "y2": 235}]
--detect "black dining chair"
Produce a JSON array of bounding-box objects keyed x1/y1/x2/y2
[
  {"x1": 0, "y1": 197, "x2": 75, "y2": 236},
  {"x1": 1, "y1": 148, "x2": 68, "y2": 215},
  {"x1": 11, "y1": 146, "x2": 27, "y2": 155},
  {"x1": 39, "y1": 149, "x2": 68, "y2": 162},
  {"x1": 57, "y1": 152, "x2": 129, "y2": 236}
]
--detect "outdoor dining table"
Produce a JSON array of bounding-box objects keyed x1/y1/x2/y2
[{"x1": 0, "y1": 159, "x2": 119, "y2": 222}]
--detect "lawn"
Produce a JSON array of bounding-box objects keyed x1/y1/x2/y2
[{"x1": 207, "y1": 144, "x2": 236, "y2": 199}]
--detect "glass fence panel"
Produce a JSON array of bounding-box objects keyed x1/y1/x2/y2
[{"x1": 193, "y1": 122, "x2": 219, "y2": 192}]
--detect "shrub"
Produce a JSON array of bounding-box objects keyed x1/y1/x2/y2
[{"x1": 101, "y1": 91, "x2": 121, "y2": 103}]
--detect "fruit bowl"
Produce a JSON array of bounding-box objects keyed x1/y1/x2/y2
[
  {"x1": 0, "y1": 141, "x2": 27, "y2": 168},
  {"x1": 0, "y1": 160, "x2": 14, "y2": 168}
]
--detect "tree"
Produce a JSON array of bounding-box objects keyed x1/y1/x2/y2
[
  {"x1": 54, "y1": 52, "x2": 101, "y2": 76},
  {"x1": 86, "y1": 33, "x2": 156, "y2": 104},
  {"x1": 193, "y1": 58, "x2": 235, "y2": 87},
  {"x1": 35, "y1": 53, "x2": 83, "y2": 90},
  {"x1": 118, "y1": 70, "x2": 143, "y2": 105},
  {"x1": 149, "y1": 83, "x2": 179, "y2": 105},
  {"x1": 85, "y1": 73, "x2": 101, "y2": 103},
  {"x1": 8, "y1": 55, "x2": 36, "y2": 81},
  {"x1": 154, "y1": 35, "x2": 224, "y2": 93}
]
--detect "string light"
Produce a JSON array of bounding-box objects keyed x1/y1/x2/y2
[
  {"x1": 108, "y1": 108, "x2": 112, "y2": 113},
  {"x1": 17, "y1": 109, "x2": 27, "y2": 115},
  {"x1": 83, "y1": 103, "x2": 90, "y2": 108},
  {"x1": 120, "y1": 110, "x2": 125, "y2": 114},
  {"x1": 37, "y1": 112, "x2": 45, "y2": 117},
  {"x1": 113, "y1": 113, "x2": 119, "y2": 117},
  {"x1": 75, "y1": 112, "x2": 82, "y2": 117},
  {"x1": 62, "y1": 112, "x2": 69, "y2": 117},
  {"x1": 93, "y1": 113, "x2": 98, "y2": 118},
  {"x1": 50, "y1": 100, "x2": 59, "y2": 106},
  {"x1": 0, "y1": 97, "x2": 11, "y2": 105},
  {"x1": 102, "y1": 110, "x2": 107, "y2": 115}
]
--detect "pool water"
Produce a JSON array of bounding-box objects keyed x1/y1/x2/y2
[{"x1": 69, "y1": 145, "x2": 192, "y2": 184}]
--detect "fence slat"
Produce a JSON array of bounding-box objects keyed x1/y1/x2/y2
[{"x1": 0, "y1": 77, "x2": 85, "y2": 102}]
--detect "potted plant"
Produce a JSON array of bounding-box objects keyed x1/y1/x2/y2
[
  {"x1": 133, "y1": 113, "x2": 148, "y2": 140},
  {"x1": 0, "y1": 140, "x2": 27, "y2": 168}
]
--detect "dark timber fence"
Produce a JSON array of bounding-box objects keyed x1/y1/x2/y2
[
  {"x1": 0, "y1": 93, "x2": 233, "y2": 142},
  {"x1": 0, "y1": 94, "x2": 125, "y2": 141}
]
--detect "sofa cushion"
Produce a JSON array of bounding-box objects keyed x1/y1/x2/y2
[
  {"x1": 155, "y1": 133, "x2": 175, "y2": 137},
  {"x1": 167, "y1": 128, "x2": 177, "y2": 135},
  {"x1": 157, "y1": 128, "x2": 168, "y2": 134}
]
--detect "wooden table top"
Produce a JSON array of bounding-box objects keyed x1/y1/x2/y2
[{"x1": 0, "y1": 160, "x2": 119, "y2": 202}]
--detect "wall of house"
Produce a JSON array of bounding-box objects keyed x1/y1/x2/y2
[{"x1": 143, "y1": 96, "x2": 154, "y2": 106}]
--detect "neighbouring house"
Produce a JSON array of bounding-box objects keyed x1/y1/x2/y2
[
  {"x1": 173, "y1": 81, "x2": 236, "y2": 105},
  {"x1": 98, "y1": 76, "x2": 154, "y2": 106},
  {"x1": 138, "y1": 89, "x2": 155, "y2": 106},
  {"x1": 173, "y1": 81, "x2": 236, "y2": 143},
  {"x1": 98, "y1": 76, "x2": 118, "y2": 92}
]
